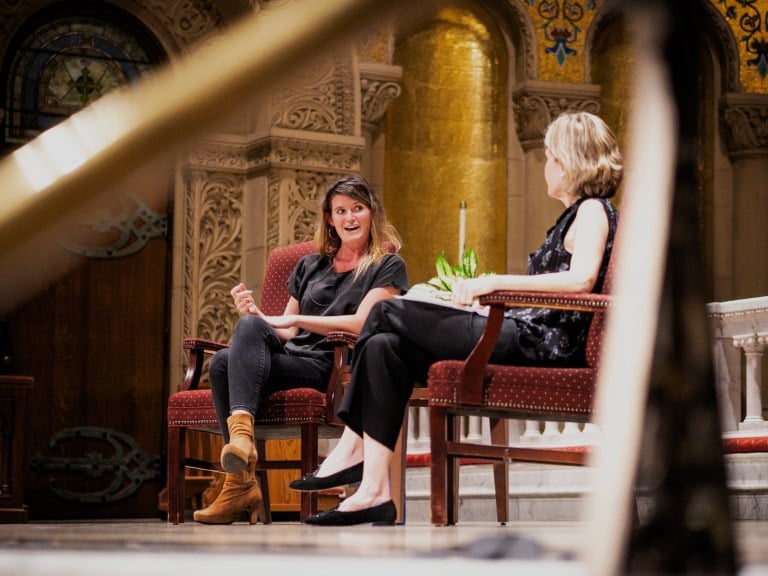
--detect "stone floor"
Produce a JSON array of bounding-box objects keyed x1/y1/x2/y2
[
  {"x1": 3, "y1": 457, "x2": 767, "y2": 575},
  {"x1": 0, "y1": 518, "x2": 766, "y2": 575}
]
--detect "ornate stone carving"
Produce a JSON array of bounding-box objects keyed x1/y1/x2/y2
[
  {"x1": 360, "y1": 78, "x2": 401, "y2": 125},
  {"x1": 359, "y1": 63, "x2": 402, "y2": 131},
  {"x1": 271, "y1": 54, "x2": 355, "y2": 135},
  {"x1": 721, "y1": 92, "x2": 768, "y2": 157},
  {"x1": 187, "y1": 141, "x2": 251, "y2": 172},
  {"x1": 701, "y1": 0, "x2": 742, "y2": 93},
  {"x1": 266, "y1": 171, "x2": 341, "y2": 251},
  {"x1": 183, "y1": 169, "x2": 243, "y2": 346},
  {"x1": 268, "y1": 138, "x2": 361, "y2": 171},
  {"x1": 288, "y1": 173, "x2": 327, "y2": 243},
  {"x1": 188, "y1": 137, "x2": 362, "y2": 173},
  {"x1": 132, "y1": 0, "x2": 223, "y2": 48},
  {"x1": 266, "y1": 172, "x2": 282, "y2": 252},
  {"x1": 499, "y1": 0, "x2": 537, "y2": 81},
  {"x1": 512, "y1": 81, "x2": 601, "y2": 150}
]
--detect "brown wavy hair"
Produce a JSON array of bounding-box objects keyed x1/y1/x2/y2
[{"x1": 314, "y1": 176, "x2": 402, "y2": 278}]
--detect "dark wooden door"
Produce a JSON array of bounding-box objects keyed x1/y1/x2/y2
[{"x1": 5, "y1": 185, "x2": 171, "y2": 520}]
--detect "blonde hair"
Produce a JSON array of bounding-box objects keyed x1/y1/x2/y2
[
  {"x1": 313, "y1": 176, "x2": 402, "y2": 278},
  {"x1": 544, "y1": 111, "x2": 623, "y2": 199}
]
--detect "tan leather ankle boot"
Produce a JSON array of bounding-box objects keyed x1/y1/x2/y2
[
  {"x1": 193, "y1": 465, "x2": 265, "y2": 525},
  {"x1": 221, "y1": 412, "x2": 257, "y2": 473}
]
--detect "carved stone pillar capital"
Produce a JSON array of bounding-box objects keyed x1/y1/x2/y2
[
  {"x1": 359, "y1": 62, "x2": 403, "y2": 133},
  {"x1": 732, "y1": 333, "x2": 768, "y2": 354},
  {"x1": 721, "y1": 92, "x2": 768, "y2": 159},
  {"x1": 512, "y1": 81, "x2": 601, "y2": 151},
  {"x1": 187, "y1": 133, "x2": 363, "y2": 175}
]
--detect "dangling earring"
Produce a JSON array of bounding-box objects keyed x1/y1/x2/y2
[{"x1": 328, "y1": 225, "x2": 337, "y2": 238}]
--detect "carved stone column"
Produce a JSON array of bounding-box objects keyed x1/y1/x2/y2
[
  {"x1": 721, "y1": 92, "x2": 768, "y2": 299},
  {"x1": 732, "y1": 333, "x2": 768, "y2": 431},
  {"x1": 359, "y1": 62, "x2": 402, "y2": 192},
  {"x1": 510, "y1": 81, "x2": 601, "y2": 265},
  {"x1": 707, "y1": 294, "x2": 768, "y2": 434}
]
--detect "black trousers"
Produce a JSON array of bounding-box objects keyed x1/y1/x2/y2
[{"x1": 337, "y1": 298, "x2": 526, "y2": 451}]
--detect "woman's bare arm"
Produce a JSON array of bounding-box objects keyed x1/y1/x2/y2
[
  {"x1": 255, "y1": 285, "x2": 400, "y2": 337},
  {"x1": 452, "y1": 199, "x2": 610, "y2": 306}
]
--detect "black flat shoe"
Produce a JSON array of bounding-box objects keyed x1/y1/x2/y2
[
  {"x1": 303, "y1": 500, "x2": 396, "y2": 526},
  {"x1": 288, "y1": 462, "x2": 363, "y2": 492}
]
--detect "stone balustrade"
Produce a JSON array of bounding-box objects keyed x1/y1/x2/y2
[{"x1": 707, "y1": 296, "x2": 768, "y2": 436}]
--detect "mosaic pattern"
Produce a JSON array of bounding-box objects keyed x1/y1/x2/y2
[
  {"x1": 525, "y1": 0, "x2": 597, "y2": 83},
  {"x1": 711, "y1": 0, "x2": 768, "y2": 93},
  {"x1": 523, "y1": 0, "x2": 768, "y2": 94}
]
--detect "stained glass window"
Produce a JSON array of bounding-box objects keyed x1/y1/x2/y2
[{"x1": 4, "y1": 14, "x2": 159, "y2": 143}]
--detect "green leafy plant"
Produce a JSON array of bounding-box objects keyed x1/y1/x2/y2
[
  {"x1": 407, "y1": 247, "x2": 490, "y2": 303},
  {"x1": 427, "y1": 248, "x2": 479, "y2": 292}
]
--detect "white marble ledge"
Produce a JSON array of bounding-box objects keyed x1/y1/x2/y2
[
  {"x1": 707, "y1": 296, "x2": 768, "y2": 337},
  {"x1": 723, "y1": 430, "x2": 768, "y2": 438}
]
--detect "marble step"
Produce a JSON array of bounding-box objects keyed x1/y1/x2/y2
[{"x1": 401, "y1": 452, "x2": 768, "y2": 523}]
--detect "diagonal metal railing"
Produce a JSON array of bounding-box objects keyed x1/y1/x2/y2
[{"x1": 0, "y1": 0, "x2": 416, "y2": 302}]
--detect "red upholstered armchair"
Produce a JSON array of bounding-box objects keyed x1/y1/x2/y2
[
  {"x1": 427, "y1": 246, "x2": 617, "y2": 526},
  {"x1": 166, "y1": 241, "x2": 353, "y2": 524}
]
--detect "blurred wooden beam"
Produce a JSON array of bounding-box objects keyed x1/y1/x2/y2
[
  {"x1": 583, "y1": 1, "x2": 736, "y2": 574},
  {"x1": 0, "y1": 0, "x2": 414, "y2": 296}
]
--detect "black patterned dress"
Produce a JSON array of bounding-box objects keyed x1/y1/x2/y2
[{"x1": 511, "y1": 196, "x2": 618, "y2": 366}]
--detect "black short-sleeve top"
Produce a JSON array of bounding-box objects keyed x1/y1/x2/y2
[
  {"x1": 509, "y1": 197, "x2": 619, "y2": 366},
  {"x1": 284, "y1": 252, "x2": 409, "y2": 361}
]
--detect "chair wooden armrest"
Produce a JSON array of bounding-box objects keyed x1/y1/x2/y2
[
  {"x1": 479, "y1": 290, "x2": 612, "y2": 311},
  {"x1": 459, "y1": 291, "x2": 613, "y2": 406},
  {"x1": 180, "y1": 337, "x2": 230, "y2": 392},
  {"x1": 326, "y1": 331, "x2": 359, "y2": 424},
  {"x1": 326, "y1": 331, "x2": 358, "y2": 347}
]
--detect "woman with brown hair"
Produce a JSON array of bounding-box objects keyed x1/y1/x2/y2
[{"x1": 194, "y1": 176, "x2": 408, "y2": 524}]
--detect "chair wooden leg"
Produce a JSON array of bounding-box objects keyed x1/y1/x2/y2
[
  {"x1": 447, "y1": 412, "x2": 461, "y2": 526},
  {"x1": 489, "y1": 417, "x2": 509, "y2": 525},
  {"x1": 300, "y1": 424, "x2": 320, "y2": 520},
  {"x1": 255, "y1": 439, "x2": 272, "y2": 524},
  {"x1": 429, "y1": 405, "x2": 448, "y2": 526},
  {"x1": 167, "y1": 425, "x2": 185, "y2": 524},
  {"x1": 391, "y1": 406, "x2": 409, "y2": 524}
]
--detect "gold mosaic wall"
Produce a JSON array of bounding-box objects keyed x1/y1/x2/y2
[
  {"x1": 385, "y1": 5, "x2": 507, "y2": 284},
  {"x1": 709, "y1": 0, "x2": 768, "y2": 94}
]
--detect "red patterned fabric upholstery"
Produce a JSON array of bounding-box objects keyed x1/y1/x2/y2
[
  {"x1": 427, "y1": 232, "x2": 618, "y2": 526},
  {"x1": 428, "y1": 363, "x2": 596, "y2": 418},
  {"x1": 260, "y1": 242, "x2": 316, "y2": 315},
  {"x1": 167, "y1": 388, "x2": 328, "y2": 428},
  {"x1": 167, "y1": 389, "x2": 219, "y2": 428},
  {"x1": 166, "y1": 241, "x2": 349, "y2": 525}
]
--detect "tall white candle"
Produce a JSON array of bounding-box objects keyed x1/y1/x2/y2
[{"x1": 458, "y1": 200, "x2": 467, "y2": 259}]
